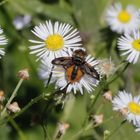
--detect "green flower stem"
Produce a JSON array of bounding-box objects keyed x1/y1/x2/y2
[
  {"x1": 89, "y1": 61, "x2": 130, "y2": 114},
  {"x1": 71, "y1": 123, "x2": 93, "y2": 139},
  {"x1": 107, "y1": 61, "x2": 130, "y2": 85},
  {"x1": 89, "y1": 77, "x2": 106, "y2": 114},
  {"x1": 1, "y1": 79, "x2": 24, "y2": 117},
  {"x1": 78, "y1": 116, "x2": 119, "y2": 139},
  {"x1": 40, "y1": 123, "x2": 51, "y2": 140},
  {"x1": 0, "y1": 93, "x2": 44, "y2": 125},
  {"x1": 9, "y1": 118, "x2": 27, "y2": 140},
  {"x1": 40, "y1": 91, "x2": 67, "y2": 140},
  {"x1": 80, "y1": 61, "x2": 130, "y2": 137},
  {"x1": 96, "y1": 102, "x2": 103, "y2": 115},
  {"x1": 71, "y1": 122, "x2": 101, "y2": 140},
  {"x1": 104, "y1": 120, "x2": 127, "y2": 140},
  {"x1": 93, "y1": 114, "x2": 119, "y2": 128},
  {"x1": 92, "y1": 129, "x2": 102, "y2": 140}
]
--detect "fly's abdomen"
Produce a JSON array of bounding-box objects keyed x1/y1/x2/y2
[
  {"x1": 71, "y1": 66, "x2": 78, "y2": 80},
  {"x1": 66, "y1": 65, "x2": 84, "y2": 83}
]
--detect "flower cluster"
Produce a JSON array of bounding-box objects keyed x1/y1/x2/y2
[
  {"x1": 30, "y1": 20, "x2": 100, "y2": 94},
  {"x1": 1, "y1": 1, "x2": 140, "y2": 138},
  {"x1": 106, "y1": 2, "x2": 140, "y2": 64},
  {"x1": 105, "y1": 2, "x2": 140, "y2": 132},
  {"x1": 28, "y1": 2, "x2": 140, "y2": 134}
]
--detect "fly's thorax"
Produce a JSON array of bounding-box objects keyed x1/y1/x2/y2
[
  {"x1": 72, "y1": 49, "x2": 87, "y2": 58},
  {"x1": 72, "y1": 57, "x2": 85, "y2": 66},
  {"x1": 72, "y1": 49, "x2": 86, "y2": 66}
]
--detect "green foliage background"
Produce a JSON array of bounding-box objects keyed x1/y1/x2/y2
[{"x1": 0, "y1": 0, "x2": 140, "y2": 140}]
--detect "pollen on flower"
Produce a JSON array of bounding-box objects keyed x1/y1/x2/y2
[
  {"x1": 128, "y1": 102, "x2": 140, "y2": 115},
  {"x1": 45, "y1": 34, "x2": 64, "y2": 51},
  {"x1": 117, "y1": 10, "x2": 131, "y2": 23},
  {"x1": 132, "y1": 39, "x2": 140, "y2": 51}
]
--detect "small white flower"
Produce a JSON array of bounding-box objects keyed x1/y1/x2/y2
[
  {"x1": 112, "y1": 90, "x2": 140, "y2": 125},
  {"x1": 29, "y1": 20, "x2": 82, "y2": 61},
  {"x1": 13, "y1": 15, "x2": 31, "y2": 30},
  {"x1": 0, "y1": 27, "x2": 7, "y2": 58},
  {"x1": 118, "y1": 30, "x2": 140, "y2": 64},
  {"x1": 97, "y1": 58, "x2": 115, "y2": 77},
  {"x1": 53, "y1": 55, "x2": 99, "y2": 94},
  {"x1": 106, "y1": 2, "x2": 140, "y2": 34},
  {"x1": 38, "y1": 58, "x2": 56, "y2": 85}
]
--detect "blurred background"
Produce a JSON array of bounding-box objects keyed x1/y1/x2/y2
[{"x1": 0, "y1": 0, "x2": 140, "y2": 140}]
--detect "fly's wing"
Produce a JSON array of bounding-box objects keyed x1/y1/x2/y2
[
  {"x1": 52, "y1": 57, "x2": 73, "y2": 68},
  {"x1": 82, "y1": 63, "x2": 99, "y2": 80}
]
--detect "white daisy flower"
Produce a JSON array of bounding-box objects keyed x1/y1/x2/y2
[
  {"x1": 53, "y1": 54, "x2": 99, "y2": 94},
  {"x1": 0, "y1": 27, "x2": 7, "y2": 58},
  {"x1": 112, "y1": 90, "x2": 140, "y2": 125},
  {"x1": 106, "y1": 2, "x2": 140, "y2": 34},
  {"x1": 38, "y1": 58, "x2": 56, "y2": 85},
  {"x1": 118, "y1": 30, "x2": 140, "y2": 64},
  {"x1": 29, "y1": 20, "x2": 82, "y2": 61}
]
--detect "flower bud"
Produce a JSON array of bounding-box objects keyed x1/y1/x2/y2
[
  {"x1": 104, "y1": 130, "x2": 111, "y2": 138},
  {"x1": 119, "y1": 107, "x2": 129, "y2": 117},
  {"x1": 7, "y1": 102, "x2": 21, "y2": 113},
  {"x1": 93, "y1": 114, "x2": 104, "y2": 125},
  {"x1": 0, "y1": 90, "x2": 5, "y2": 102},
  {"x1": 18, "y1": 69, "x2": 29, "y2": 80},
  {"x1": 56, "y1": 122, "x2": 70, "y2": 139},
  {"x1": 103, "y1": 90, "x2": 112, "y2": 101}
]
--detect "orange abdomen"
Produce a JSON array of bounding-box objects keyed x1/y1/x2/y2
[{"x1": 66, "y1": 65, "x2": 84, "y2": 83}]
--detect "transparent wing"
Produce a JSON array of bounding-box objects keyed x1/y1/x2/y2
[
  {"x1": 82, "y1": 63, "x2": 99, "y2": 80},
  {"x1": 52, "y1": 57, "x2": 73, "y2": 67}
]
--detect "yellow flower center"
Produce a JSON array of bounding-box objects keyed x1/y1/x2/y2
[
  {"x1": 128, "y1": 102, "x2": 140, "y2": 115},
  {"x1": 117, "y1": 10, "x2": 131, "y2": 23},
  {"x1": 45, "y1": 34, "x2": 64, "y2": 51},
  {"x1": 132, "y1": 39, "x2": 140, "y2": 51}
]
